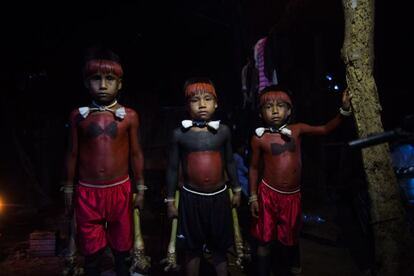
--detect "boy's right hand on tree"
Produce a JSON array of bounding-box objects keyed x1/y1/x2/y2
[
  {"x1": 250, "y1": 201, "x2": 259, "y2": 218},
  {"x1": 167, "y1": 203, "x2": 178, "y2": 219}
]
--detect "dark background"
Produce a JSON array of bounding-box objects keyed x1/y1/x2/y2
[
  {"x1": 0, "y1": 1, "x2": 412, "y2": 274},
  {"x1": 0, "y1": 0, "x2": 411, "y2": 227}
]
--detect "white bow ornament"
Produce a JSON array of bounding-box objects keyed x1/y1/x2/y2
[
  {"x1": 78, "y1": 101, "x2": 126, "y2": 120},
  {"x1": 181, "y1": 120, "x2": 220, "y2": 130},
  {"x1": 255, "y1": 125, "x2": 292, "y2": 138}
]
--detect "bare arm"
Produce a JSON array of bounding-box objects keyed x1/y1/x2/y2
[
  {"x1": 298, "y1": 89, "x2": 352, "y2": 136},
  {"x1": 166, "y1": 130, "x2": 180, "y2": 199},
  {"x1": 249, "y1": 136, "x2": 262, "y2": 196},
  {"x1": 129, "y1": 110, "x2": 145, "y2": 189},
  {"x1": 297, "y1": 115, "x2": 343, "y2": 136},
  {"x1": 165, "y1": 130, "x2": 180, "y2": 218},
  {"x1": 223, "y1": 126, "x2": 241, "y2": 207},
  {"x1": 249, "y1": 136, "x2": 261, "y2": 218},
  {"x1": 62, "y1": 110, "x2": 79, "y2": 214},
  {"x1": 129, "y1": 110, "x2": 145, "y2": 209}
]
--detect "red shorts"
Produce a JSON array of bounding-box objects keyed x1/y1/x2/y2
[
  {"x1": 75, "y1": 176, "x2": 133, "y2": 255},
  {"x1": 251, "y1": 180, "x2": 302, "y2": 246}
]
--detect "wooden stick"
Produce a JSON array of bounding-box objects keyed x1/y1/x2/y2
[
  {"x1": 228, "y1": 189, "x2": 244, "y2": 267},
  {"x1": 130, "y1": 193, "x2": 151, "y2": 273},
  {"x1": 133, "y1": 194, "x2": 145, "y2": 251},
  {"x1": 162, "y1": 190, "x2": 180, "y2": 271},
  {"x1": 168, "y1": 191, "x2": 180, "y2": 253},
  {"x1": 63, "y1": 215, "x2": 83, "y2": 276}
]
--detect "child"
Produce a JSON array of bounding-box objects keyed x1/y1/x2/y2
[
  {"x1": 165, "y1": 77, "x2": 242, "y2": 276},
  {"x1": 249, "y1": 85, "x2": 351, "y2": 275},
  {"x1": 62, "y1": 48, "x2": 146, "y2": 276}
]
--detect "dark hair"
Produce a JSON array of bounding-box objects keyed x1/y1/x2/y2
[{"x1": 82, "y1": 47, "x2": 123, "y2": 79}]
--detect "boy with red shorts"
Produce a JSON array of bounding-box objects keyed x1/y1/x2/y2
[
  {"x1": 249, "y1": 85, "x2": 351, "y2": 275},
  {"x1": 62, "y1": 48, "x2": 146, "y2": 276}
]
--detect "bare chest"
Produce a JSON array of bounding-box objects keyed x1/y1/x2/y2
[{"x1": 79, "y1": 114, "x2": 127, "y2": 140}]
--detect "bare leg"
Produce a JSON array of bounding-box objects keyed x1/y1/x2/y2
[
  {"x1": 84, "y1": 248, "x2": 104, "y2": 276},
  {"x1": 184, "y1": 252, "x2": 201, "y2": 276},
  {"x1": 288, "y1": 243, "x2": 301, "y2": 274},
  {"x1": 272, "y1": 241, "x2": 290, "y2": 276},
  {"x1": 212, "y1": 251, "x2": 228, "y2": 276},
  {"x1": 256, "y1": 242, "x2": 271, "y2": 276},
  {"x1": 112, "y1": 250, "x2": 130, "y2": 276}
]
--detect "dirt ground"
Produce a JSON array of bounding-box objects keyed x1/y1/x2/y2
[{"x1": 0, "y1": 186, "x2": 413, "y2": 276}]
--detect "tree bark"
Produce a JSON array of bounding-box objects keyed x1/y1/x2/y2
[{"x1": 341, "y1": 0, "x2": 411, "y2": 275}]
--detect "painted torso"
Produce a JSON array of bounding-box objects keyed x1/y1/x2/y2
[
  {"x1": 176, "y1": 127, "x2": 228, "y2": 191},
  {"x1": 251, "y1": 115, "x2": 342, "y2": 192},
  {"x1": 75, "y1": 109, "x2": 131, "y2": 182},
  {"x1": 167, "y1": 124, "x2": 236, "y2": 193},
  {"x1": 257, "y1": 124, "x2": 302, "y2": 191}
]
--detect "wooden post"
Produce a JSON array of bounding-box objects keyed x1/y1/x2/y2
[{"x1": 341, "y1": 0, "x2": 411, "y2": 274}]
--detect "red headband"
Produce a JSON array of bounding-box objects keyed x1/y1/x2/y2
[
  {"x1": 83, "y1": 59, "x2": 123, "y2": 79},
  {"x1": 259, "y1": 91, "x2": 292, "y2": 107},
  {"x1": 185, "y1": 83, "x2": 217, "y2": 99}
]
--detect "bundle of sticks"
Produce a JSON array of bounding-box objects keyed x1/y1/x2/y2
[
  {"x1": 129, "y1": 193, "x2": 151, "y2": 274},
  {"x1": 229, "y1": 189, "x2": 244, "y2": 268},
  {"x1": 62, "y1": 216, "x2": 83, "y2": 276},
  {"x1": 161, "y1": 191, "x2": 180, "y2": 271}
]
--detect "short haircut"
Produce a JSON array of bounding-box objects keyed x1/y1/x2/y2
[{"x1": 82, "y1": 47, "x2": 123, "y2": 79}]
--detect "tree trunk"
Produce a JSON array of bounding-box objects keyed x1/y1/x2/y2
[{"x1": 341, "y1": 0, "x2": 411, "y2": 275}]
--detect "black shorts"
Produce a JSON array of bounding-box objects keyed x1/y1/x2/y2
[{"x1": 177, "y1": 186, "x2": 234, "y2": 254}]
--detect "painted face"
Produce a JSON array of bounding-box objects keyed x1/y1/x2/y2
[
  {"x1": 261, "y1": 100, "x2": 291, "y2": 127},
  {"x1": 86, "y1": 72, "x2": 122, "y2": 105},
  {"x1": 188, "y1": 91, "x2": 217, "y2": 121}
]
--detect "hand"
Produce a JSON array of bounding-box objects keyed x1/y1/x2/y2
[
  {"x1": 167, "y1": 203, "x2": 178, "y2": 219},
  {"x1": 231, "y1": 191, "x2": 241, "y2": 208},
  {"x1": 134, "y1": 193, "x2": 144, "y2": 210},
  {"x1": 250, "y1": 201, "x2": 259, "y2": 219},
  {"x1": 341, "y1": 88, "x2": 352, "y2": 111}
]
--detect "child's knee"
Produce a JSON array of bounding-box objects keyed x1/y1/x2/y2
[
  {"x1": 212, "y1": 250, "x2": 227, "y2": 265},
  {"x1": 257, "y1": 241, "x2": 272, "y2": 256}
]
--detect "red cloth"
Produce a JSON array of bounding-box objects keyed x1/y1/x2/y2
[
  {"x1": 75, "y1": 176, "x2": 133, "y2": 255},
  {"x1": 251, "y1": 180, "x2": 302, "y2": 246}
]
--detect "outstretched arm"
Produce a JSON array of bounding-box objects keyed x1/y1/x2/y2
[
  {"x1": 299, "y1": 89, "x2": 352, "y2": 136},
  {"x1": 129, "y1": 110, "x2": 145, "y2": 209}
]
